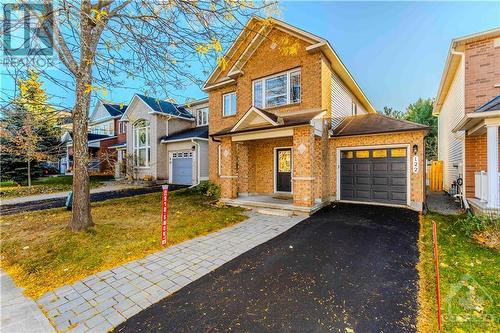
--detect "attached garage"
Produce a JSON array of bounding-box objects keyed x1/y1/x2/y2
[
  {"x1": 331, "y1": 114, "x2": 430, "y2": 211},
  {"x1": 339, "y1": 147, "x2": 409, "y2": 205}
]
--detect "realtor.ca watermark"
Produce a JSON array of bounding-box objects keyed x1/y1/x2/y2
[
  {"x1": 444, "y1": 274, "x2": 496, "y2": 329},
  {"x1": 2, "y1": 1, "x2": 57, "y2": 70}
]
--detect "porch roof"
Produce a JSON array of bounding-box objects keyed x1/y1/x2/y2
[
  {"x1": 453, "y1": 96, "x2": 500, "y2": 133},
  {"x1": 211, "y1": 110, "x2": 323, "y2": 137},
  {"x1": 330, "y1": 114, "x2": 429, "y2": 137}
]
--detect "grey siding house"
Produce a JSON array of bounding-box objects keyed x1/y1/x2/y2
[{"x1": 119, "y1": 94, "x2": 209, "y2": 185}]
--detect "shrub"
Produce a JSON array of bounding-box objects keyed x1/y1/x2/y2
[
  {"x1": 454, "y1": 214, "x2": 499, "y2": 237},
  {"x1": 192, "y1": 181, "x2": 221, "y2": 199}
]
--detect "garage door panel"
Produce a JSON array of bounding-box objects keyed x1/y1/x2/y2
[
  {"x1": 355, "y1": 164, "x2": 370, "y2": 172},
  {"x1": 391, "y1": 192, "x2": 407, "y2": 201},
  {"x1": 372, "y1": 177, "x2": 388, "y2": 185},
  {"x1": 391, "y1": 177, "x2": 407, "y2": 186},
  {"x1": 355, "y1": 190, "x2": 370, "y2": 199},
  {"x1": 372, "y1": 163, "x2": 388, "y2": 172},
  {"x1": 391, "y1": 162, "x2": 406, "y2": 172},
  {"x1": 372, "y1": 191, "x2": 389, "y2": 200},
  {"x1": 340, "y1": 148, "x2": 407, "y2": 205}
]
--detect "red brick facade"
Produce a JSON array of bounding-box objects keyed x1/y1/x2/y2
[
  {"x1": 208, "y1": 20, "x2": 427, "y2": 211},
  {"x1": 463, "y1": 34, "x2": 500, "y2": 197}
]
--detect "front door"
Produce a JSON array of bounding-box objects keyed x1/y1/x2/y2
[{"x1": 276, "y1": 148, "x2": 292, "y2": 193}]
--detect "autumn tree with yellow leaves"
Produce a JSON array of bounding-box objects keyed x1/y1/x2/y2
[{"x1": 4, "y1": 0, "x2": 278, "y2": 231}]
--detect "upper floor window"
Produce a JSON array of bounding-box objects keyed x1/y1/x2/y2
[
  {"x1": 196, "y1": 107, "x2": 208, "y2": 126},
  {"x1": 253, "y1": 69, "x2": 301, "y2": 109},
  {"x1": 132, "y1": 119, "x2": 150, "y2": 167},
  {"x1": 223, "y1": 92, "x2": 236, "y2": 116},
  {"x1": 118, "y1": 121, "x2": 126, "y2": 134},
  {"x1": 351, "y1": 102, "x2": 357, "y2": 115}
]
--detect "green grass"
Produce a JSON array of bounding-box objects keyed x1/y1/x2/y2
[
  {"x1": 0, "y1": 175, "x2": 114, "y2": 199},
  {"x1": 418, "y1": 212, "x2": 499, "y2": 332},
  {"x1": 0, "y1": 189, "x2": 246, "y2": 298}
]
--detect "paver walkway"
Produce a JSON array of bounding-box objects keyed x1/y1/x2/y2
[
  {"x1": 1, "y1": 271, "x2": 55, "y2": 333},
  {"x1": 37, "y1": 211, "x2": 305, "y2": 333}
]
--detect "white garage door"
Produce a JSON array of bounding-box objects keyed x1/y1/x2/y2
[{"x1": 171, "y1": 151, "x2": 193, "y2": 185}]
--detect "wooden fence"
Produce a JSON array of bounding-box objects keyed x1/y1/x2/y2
[{"x1": 429, "y1": 160, "x2": 443, "y2": 192}]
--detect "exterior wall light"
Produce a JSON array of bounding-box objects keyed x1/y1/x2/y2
[{"x1": 413, "y1": 144, "x2": 418, "y2": 155}]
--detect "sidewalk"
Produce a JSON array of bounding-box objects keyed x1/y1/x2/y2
[
  {"x1": 1, "y1": 271, "x2": 54, "y2": 333},
  {"x1": 1, "y1": 183, "x2": 139, "y2": 206},
  {"x1": 37, "y1": 211, "x2": 306, "y2": 333}
]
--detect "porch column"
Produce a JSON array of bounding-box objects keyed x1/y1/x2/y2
[
  {"x1": 220, "y1": 137, "x2": 238, "y2": 199},
  {"x1": 486, "y1": 125, "x2": 499, "y2": 208},
  {"x1": 292, "y1": 126, "x2": 315, "y2": 207},
  {"x1": 237, "y1": 143, "x2": 249, "y2": 195}
]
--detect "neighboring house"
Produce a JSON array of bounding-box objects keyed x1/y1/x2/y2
[
  {"x1": 434, "y1": 28, "x2": 500, "y2": 214},
  {"x1": 120, "y1": 94, "x2": 209, "y2": 185},
  {"x1": 62, "y1": 100, "x2": 128, "y2": 174},
  {"x1": 204, "y1": 17, "x2": 428, "y2": 214}
]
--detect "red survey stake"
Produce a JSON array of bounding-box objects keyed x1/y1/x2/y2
[{"x1": 161, "y1": 185, "x2": 169, "y2": 246}]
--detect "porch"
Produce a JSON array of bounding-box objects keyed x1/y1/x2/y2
[
  {"x1": 470, "y1": 171, "x2": 500, "y2": 215},
  {"x1": 223, "y1": 194, "x2": 328, "y2": 216},
  {"x1": 453, "y1": 96, "x2": 500, "y2": 214},
  {"x1": 213, "y1": 107, "x2": 327, "y2": 214}
]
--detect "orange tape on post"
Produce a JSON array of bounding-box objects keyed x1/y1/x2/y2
[
  {"x1": 432, "y1": 221, "x2": 442, "y2": 333},
  {"x1": 161, "y1": 185, "x2": 169, "y2": 246}
]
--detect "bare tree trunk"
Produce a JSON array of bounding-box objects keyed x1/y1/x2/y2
[
  {"x1": 27, "y1": 157, "x2": 31, "y2": 187},
  {"x1": 68, "y1": 0, "x2": 94, "y2": 231}
]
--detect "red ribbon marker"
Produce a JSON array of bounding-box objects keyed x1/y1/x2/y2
[{"x1": 161, "y1": 185, "x2": 169, "y2": 246}]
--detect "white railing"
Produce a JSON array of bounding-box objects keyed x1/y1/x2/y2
[{"x1": 475, "y1": 171, "x2": 500, "y2": 205}]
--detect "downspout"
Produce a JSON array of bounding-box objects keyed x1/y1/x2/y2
[{"x1": 190, "y1": 138, "x2": 201, "y2": 187}]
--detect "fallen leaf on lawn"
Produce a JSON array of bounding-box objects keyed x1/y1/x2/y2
[{"x1": 345, "y1": 328, "x2": 354, "y2": 333}]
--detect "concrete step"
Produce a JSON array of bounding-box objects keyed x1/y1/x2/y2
[{"x1": 256, "y1": 208, "x2": 294, "y2": 217}]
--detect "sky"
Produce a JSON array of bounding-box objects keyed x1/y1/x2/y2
[{"x1": 1, "y1": 1, "x2": 499, "y2": 113}]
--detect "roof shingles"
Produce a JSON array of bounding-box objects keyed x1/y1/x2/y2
[{"x1": 331, "y1": 114, "x2": 429, "y2": 137}]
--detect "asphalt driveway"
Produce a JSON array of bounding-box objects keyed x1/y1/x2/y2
[{"x1": 114, "y1": 204, "x2": 419, "y2": 332}]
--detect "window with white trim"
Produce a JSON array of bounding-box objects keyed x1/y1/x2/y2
[
  {"x1": 196, "y1": 107, "x2": 208, "y2": 126},
  {"x1": 132, "y1": 119, "x2": 150, "y2": 167},
  {"x1": 253, "y1": 68, "x2": 301, "y2": 108},
  {"x1": 118, "y1": 122, "x2": 126, "y2": 134},
  {"x1": 223, "y1": 92, "x2": 236, "y2": 116}
]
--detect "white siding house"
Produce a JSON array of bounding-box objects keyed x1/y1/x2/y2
[
  {"x1": 331, "y1": 72, "x2": 368, "y2": 127},
  {"x1": 437, "y1": 57, "x2": 465, "y2": 192}
]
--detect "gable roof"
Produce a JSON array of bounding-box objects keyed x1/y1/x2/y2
[
  {"x1": 136, "y1": 94, "x2": 194, "y2": 119},
  {"x1": 212, "y1": 109, "x2": 324, "y2": 137},
  {"x1": 203, "y1": 16, "x2": 376, "y2": 114},
  {"x1": 331, "y1": 114, "x2": 429, "y2": 137},
  {"x1": 230, "y1": 107, "x2": 279, "y2": 132},
  {"x1": 160, "y1": 125, "x2": 208, "y2": 142},
  {"x1": 103, "y1": 103, "x2": 127, "y2": 117},
  {"x1": 434, "y1": 27, "x2": 500, "y2": 115},
  {"x1": 474, "y1": 95, "x2": 500, "y2": 113}
]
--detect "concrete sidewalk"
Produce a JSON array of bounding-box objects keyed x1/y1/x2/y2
[
  {"x1": 1, "y1": 183, "x2": 138, "y2": 206},
  {"x1": 1, "y1": 271, "x2": 55, "y2": 333},
  {"x1": 37, "y1": 211, "x2": 306, "y2": 333}
]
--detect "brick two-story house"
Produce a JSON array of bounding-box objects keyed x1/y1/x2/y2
[
  {"x1": 62, "y1": 100, "x2": 128, "y2": 174},
  {"x1": 204, "y1": 17, "x2": 428, "y2": 214},
  {"x1": 434, "y1": 28, "x2": 500, "y2": 214}
]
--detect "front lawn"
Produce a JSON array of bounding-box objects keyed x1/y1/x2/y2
[
  {"x1": 418, "y1": 212, "x2": 499, "y2": 332},
  {"x1": 0, "y1": 189, "x2": 246, "y2": 298},
  {"x1": 0, "y1": 175, "x2": 114, "y2": 199}
]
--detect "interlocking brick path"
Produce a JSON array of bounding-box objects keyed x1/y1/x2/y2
[{"x1": 37, "y1": 211, "x2": 305, "y2": 333}]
